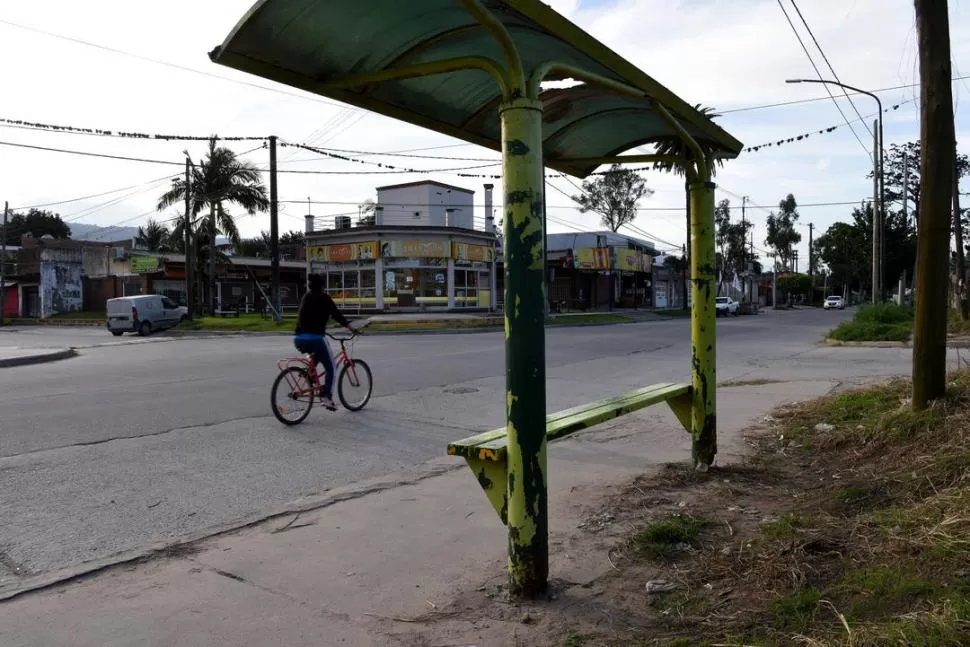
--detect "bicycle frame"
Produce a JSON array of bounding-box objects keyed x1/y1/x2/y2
[{"x1": 276, "y1": 333, "x2": 362, "y2": 398}]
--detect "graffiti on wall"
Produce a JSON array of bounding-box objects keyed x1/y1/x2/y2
[{"x1": 40, "y1": 261, "x2": 83, "y2": 317}]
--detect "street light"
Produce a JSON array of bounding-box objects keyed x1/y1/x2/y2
[{"x1": 786, "y1": 79, "x2": 885, "y2": 303}]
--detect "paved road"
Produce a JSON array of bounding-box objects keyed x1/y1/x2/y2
[{"x1": 0, "y1": 308, "x2": 920, "y2": 588}]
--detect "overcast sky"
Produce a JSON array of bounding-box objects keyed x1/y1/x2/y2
[{"x1": 0, "y1": 0, "x2": 968, "y2": 265}]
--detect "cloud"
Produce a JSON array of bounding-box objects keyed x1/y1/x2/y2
[{"x1": 0, "y1": 0, "x2": 966, "y2": 271}]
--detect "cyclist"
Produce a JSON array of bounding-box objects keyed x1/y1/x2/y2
[{"x1": 293, "y1": 273, "x2": 359, "y2": 410}]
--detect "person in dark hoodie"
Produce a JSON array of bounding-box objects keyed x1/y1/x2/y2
[{"x1": 293, "y1": 273, "x2": 359, "y2": 410}]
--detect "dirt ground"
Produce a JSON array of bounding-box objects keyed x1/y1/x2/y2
[{"x1": 386, "y1": 375, "x2": 970, "y2": 647}]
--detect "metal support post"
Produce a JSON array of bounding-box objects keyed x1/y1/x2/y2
[
  {"x1": 500, "y1": 97, "x2": 548, "y2": 598},
  {"x1": 689, "y1": 176, "x2": 717, "y2": 468}
]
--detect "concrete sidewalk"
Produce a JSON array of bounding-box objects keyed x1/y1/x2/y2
[
  {"x1": 0, "y1": 347, "x2": 76, "y2": 368},
  {"x1": 0, "y1": 378, "x2": 837, "y2": 647}
]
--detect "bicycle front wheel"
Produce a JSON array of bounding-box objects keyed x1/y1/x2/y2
[
  {"x1": 271, "y1": 366, "x2": 315, "y2": 425},
  {"x1": 337, "y1": 359, "x2": 373, "y2": 411}
]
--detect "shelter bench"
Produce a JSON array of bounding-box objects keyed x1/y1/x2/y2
[{"x1": 447, "y1": 382, "x2": 691, "y2": 524}]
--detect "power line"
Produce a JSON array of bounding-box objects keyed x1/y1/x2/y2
[
  {"x1": 744, "y1": 99, "x2": 911, "y2": 153},
  {"x1": 0, "y1": 139, "x2": 182, "y2": 166},
  {"x1": 0, "y1": 18, "x2": 352, "y2": 112},
  {"x1": 775, "y1": 0, "x2": 873, "y2": 160},
  {"x1": 719, "y1": 75, "x2": 970, "y2": 114},
  {"x1": 279, "y1": 140, "x2": 502, "y2": 176},
  {"x1": 0, "y1": 117, "x2": 265, "y2": 141},
  {"x1": 9, "y1": 173, "x2": 178, "y2": 211},
  {"x1": 788, "y1": 0, "x2": 873, "y2": 139}
]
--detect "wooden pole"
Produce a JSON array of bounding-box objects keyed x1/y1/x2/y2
[
  {"x1": 953, "y1": 141, "x2": 968, "y2": 319},
  {"x1": 912, "y1": 0, "x2": 955, "y2": 409}
]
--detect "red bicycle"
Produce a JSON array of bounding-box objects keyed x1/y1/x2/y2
[{"x1": 271, "y1": 331, "x2": 373, "y2": 425}]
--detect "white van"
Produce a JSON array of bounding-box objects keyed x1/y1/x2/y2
[{"x1": 106, "y1": 294, "x2": 187, "y2": 336}]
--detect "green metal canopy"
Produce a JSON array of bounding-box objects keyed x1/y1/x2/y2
[{"x1": 210, "y1": 0, "x2": 743, "y2": 178}]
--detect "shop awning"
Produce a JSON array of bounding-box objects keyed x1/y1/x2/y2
[{"x1": 210, "y1": 0, "x2": 742, "y2": 179}]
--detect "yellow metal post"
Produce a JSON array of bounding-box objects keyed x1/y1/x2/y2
[
  {"x1": 689, "y1": 173, "x2": 717, "y2": 467},
  {"x1": 500, "y1": 96, "x2": 548, "y2": 598}
]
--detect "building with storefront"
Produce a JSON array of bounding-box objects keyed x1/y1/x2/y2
[
  {"x1": 546, "y1": 232, "x2": 657, "y2": 310},
  {"x1": 306, "y1": 181, "x2": 499, "y2": 312}
]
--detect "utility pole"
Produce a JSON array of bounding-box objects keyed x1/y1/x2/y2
[
  {"x1": 953, "y1": 141, "x2": 968, "y2": 318},
  {"x1": 0, "y1": 202, "x2": 7, "y2": 325},
  {"x1": 269, "y1": 135, "x2": 281, "y2": 321},
  {"x1": 913, "y1": 0, "x2": 955, "y2": 409},
  {"x1": 682, "y1": 181, "x2": 689, "y2": 312},
  {"x1": 771, "y1": 253, "x2": 777, "y2": 308},
  {"x1": 903, "y1": 151, "x2": 910, "y2": 227},
  {"x1": 750, "y1": 231, "x2": 755, "y2": 305},
  {"x1": 741, "y1": 195, "x2": 748, "y2": 303},
  {"x1": 808, "y1": 222, "x2": 815, "y2": 298},
  {"x1": 872, "y1": 120, "x2": 881, "y2": 303},
  {"x1": 183, "y1": 157, "x2": 194, "y2": 320}
]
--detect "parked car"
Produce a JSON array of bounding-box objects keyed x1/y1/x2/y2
[
  {"x1": 106, "y1": 294, "x2": 188, "y2": 336},
  {"x1": 823, "y1": 295, "x2": 845, "y2": 310},
  {"x1": 715, "y1": 296, "x2": 739, "y2": 317}
]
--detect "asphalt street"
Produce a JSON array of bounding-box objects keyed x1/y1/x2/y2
[{"x1": 0, "y1": 308, "x2": 930, "y2": 590}]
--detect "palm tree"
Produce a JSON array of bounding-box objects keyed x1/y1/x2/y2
[
  {"x1": 157, "y1": 138, "x2": 269, "y2": 312},
  {"x1": 134, "y1": 218, "x2": 171, "y2": 252},
  {"x1": 651, "y1": 104, "x2": 724, "y2": 310}
]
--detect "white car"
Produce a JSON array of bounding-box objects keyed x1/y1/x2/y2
[
  {"x1": 106, "y1": 294, "x2": 188, "y2": 336},
  {"x1": 715, "y1": 297, "x2": 739, "y2": 316},
  {"x1": 823, "y1": 296, "x2": 845, "y2": 310}
]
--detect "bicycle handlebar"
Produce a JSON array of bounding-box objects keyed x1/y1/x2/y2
[{"x1": 326, "y1": 330, "x2": 361, "y2": 343}]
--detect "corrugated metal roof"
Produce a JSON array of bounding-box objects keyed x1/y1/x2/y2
[{"x1": 209, "y1": 0, "x2": 742, "y2": 179}]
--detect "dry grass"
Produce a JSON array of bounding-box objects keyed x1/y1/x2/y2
[{"x1": 580, "y1": 370, "x2": 970, "y2": 646}]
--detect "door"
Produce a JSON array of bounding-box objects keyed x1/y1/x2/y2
[{"x1": 161, "y1": 296, "x2": 180, "y2": 328}]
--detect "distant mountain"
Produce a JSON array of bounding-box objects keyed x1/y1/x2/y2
[{"x1": 69, "y1": 223, "x2": 140, "y2": 243}]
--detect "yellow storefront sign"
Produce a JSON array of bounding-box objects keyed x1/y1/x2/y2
[
  {"x1": 613, "y1": 248, "x2": 640, "y2": 272},
  {"x1": 453, "y1": 242, "x2": 495, "y2": 263},
  {"x1": 573, "y1": 247, "x2": 610, "y2": 270},
  {"x1": 380, "y1": 240, "x2": 450, "y2": 258},
  {"x1": 308, "y1": 241, "x2": 378, "y2": 263}
]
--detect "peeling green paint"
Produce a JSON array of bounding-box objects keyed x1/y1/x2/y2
[
  {"x1": 688, "y1": 175, "x2": 717, "y2": 468},
  {"x1": 500, "y1": 96, "x2": 549, "y2": 598}
]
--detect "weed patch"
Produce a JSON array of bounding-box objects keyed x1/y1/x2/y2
[{"x1": 631, "y1": 515, "x2": 708, "y2": 561}]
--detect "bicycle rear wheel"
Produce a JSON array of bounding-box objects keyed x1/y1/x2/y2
[
  {"x1": 337, "y1": 359, "x2": 372, "y2": 411},
  {"x1": 271, "y1": 366, "x2": 315, "y2": 425}
]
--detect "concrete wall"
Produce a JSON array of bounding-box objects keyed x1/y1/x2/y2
[
  {"x1": 82, "y1": 245, "x2": 134, "y2": 278},
  {"x1": 39, "y1": 247, "x2": 83, "y2": 317},
  {"x1": 377, "y1": 185, "x2": 475, "y2": 229}
]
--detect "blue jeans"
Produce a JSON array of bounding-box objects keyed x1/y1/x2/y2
[{"x1": 293, "y1": 334, "x2": 335, "y2": 399}]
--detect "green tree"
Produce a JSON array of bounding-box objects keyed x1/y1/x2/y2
[
  {"x1": 157, "y1": 138, "x2": 269, "y2": 307},
  {"x1": 134, "y1": 218, "x2": 171, "y2": 252},
  {"x1": 814, "y1": 221, "x2": 867, "y2": 297},
  {"x1": 776, "y1": 273, "x2": 812, "y2": 300},
  {"x1": 765, "y1": 194, "x2": 802, "y2": 272},
  {"x1": 714, "y1": 199, "x2": 731, "y2": 293},
  {"x1": 571, "y1": 164, "x2": 653, "y2": 232},
  {"x1": 358, "y1": 199, "x2": 377, "y2": 226},
  {"x1": 2, "y1": 209, "x2": 71, "y2": 244},
  {"x1": 237, "y1": 232, "x2": 271, "y2": 257}
]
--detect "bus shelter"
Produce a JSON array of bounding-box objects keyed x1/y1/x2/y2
[{"x1": 211, "y1": 0, "x2": 742, "y2": 598}]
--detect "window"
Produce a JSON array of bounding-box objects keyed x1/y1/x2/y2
[{"x1": 162, "y1": 297, "x2": 177, "y2": 309}]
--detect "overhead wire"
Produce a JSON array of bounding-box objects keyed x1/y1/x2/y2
[
  {"x1": 9, "y1": 173, "x2": 179, "y2": 211},
  {"x1": 0, "y1": 18, "x2": 353, "y2": 112},
  {"x1": 775, "y1": 0, "x2": 872, "y2": 160},
  {"x1": 788, "y1": 0, "x2": 873, "y2": 138}
]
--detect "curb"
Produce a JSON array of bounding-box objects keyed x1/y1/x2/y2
[
  {"x1": 0, "y1": 348, "x2": 77, "y2": 368},
  {"x1": 824, "y1": 338, "x2": 909, "y2": 348},
  {"x1": 9, "y1": 319, "x2": 104, "y2": 328}
]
